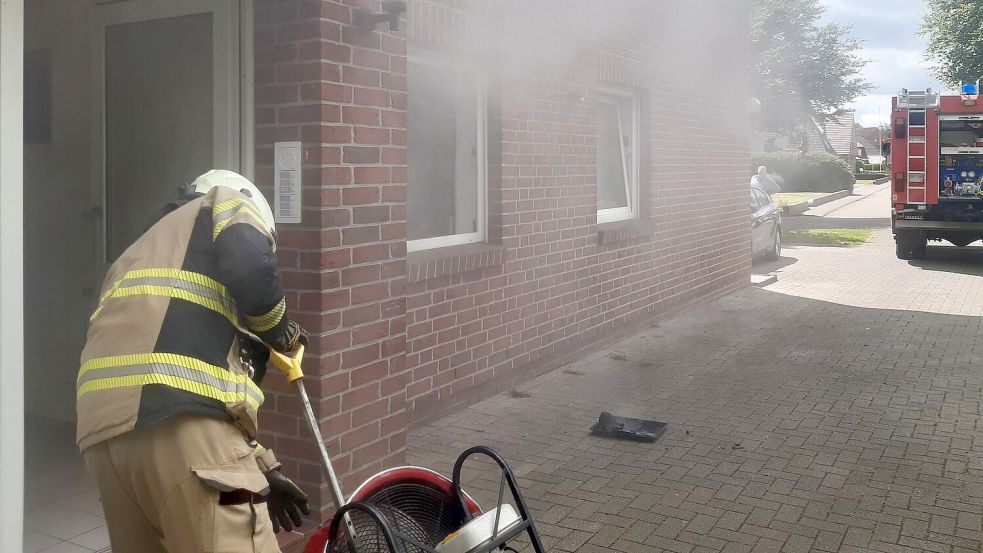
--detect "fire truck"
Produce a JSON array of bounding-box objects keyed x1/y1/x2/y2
[{"x1": 891, "y1": 84, "x2": 983, "y2": 259}]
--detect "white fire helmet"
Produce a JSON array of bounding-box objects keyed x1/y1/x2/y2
[{"x1": 189, "y1": 170, "x2": 276, "y2": 237}]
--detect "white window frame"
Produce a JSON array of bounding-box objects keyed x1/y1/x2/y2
[
  {"x1": 595, "y1": 90, "x2": 640, "y2": 224},
  {"x1": 406, "y1": 51, "x2": 487, "y2": 252}
]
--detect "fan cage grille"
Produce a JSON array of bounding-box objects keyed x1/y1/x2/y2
[{"x1": 328, "y1": 482, "x2": 469, "y2": 553}]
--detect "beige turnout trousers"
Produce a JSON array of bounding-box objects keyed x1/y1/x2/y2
[{"x1": 83, "y1": 415, "x2": 281, "y2": 553}]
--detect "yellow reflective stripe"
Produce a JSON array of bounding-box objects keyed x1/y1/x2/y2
[
  {"x1": 80, "y1": 352, "x2": 236, "y2": 381},
  {"x1": 78, "y1": 352, "x2": 263, "y2": 409},
  {"x1": 245, "y1": 298, "x2": 285, "y2": 333},
  {"x1": 213, "y1": 198, "x2": 267, "y2": 240},
  {"x1": 78, "y1": 374, "x2": 261, "y2": 411},
  {"x1": 107, "y1": 268, "x2": 228, "y2": 297},
  {"x1": 91, "y1": 269, "x2": 237, "y2": 324},
  {"x1": 93, "y1": 285, "x2": 238, "y2": 325}
]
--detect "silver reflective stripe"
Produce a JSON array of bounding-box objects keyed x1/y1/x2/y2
[
  {"x1": 77, "y1": 362, "x2": 263, "y2": 405},
  {"x1": 213, "y1": 201, "x2": 257, "y2": 226},
  {"x1": 117, "y1": 276, "x2": 236, "y2": 310}
]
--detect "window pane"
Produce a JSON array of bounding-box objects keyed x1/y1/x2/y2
[
  {"x1": 105, "y1": 14, "x2": 214, "y2": 261},
  {"x1": 597, "y1": 99, "x2": 630, "y2": 211},
  {"x1": 407, "y1": 61, "x2": 479, "y2": 242}
]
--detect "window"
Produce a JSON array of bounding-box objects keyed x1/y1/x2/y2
[
  {"x1": 596, "y1": 92, "x2": 639, "y2": 223},
  {"x1": 407, "y1": 55, "x2": 486, "y2": 252}
]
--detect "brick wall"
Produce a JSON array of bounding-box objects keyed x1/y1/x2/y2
[
  {"x1": 252, "y1": 0, "x2": 752, "y2": 538},
  {"x1": 253, "y1": 0, "x2": 409, "y2": 529}
]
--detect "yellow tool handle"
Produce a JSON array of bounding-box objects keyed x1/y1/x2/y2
[{"x1": 269, "y1": 344, "x2": 305, "y2": 383}]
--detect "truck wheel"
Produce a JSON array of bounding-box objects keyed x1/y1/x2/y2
[
  {"x1": 911, "y1": 240, "x2": 928, "y2": 259},
  {"x1": 896, "y1": 231, "x2": 926, "y2": 260},
  {"x1": 896, "y1": 239, "x2": 914, "y2": 260}
]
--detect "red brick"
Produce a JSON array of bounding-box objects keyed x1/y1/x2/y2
[
  {"x1": 350, "y1": 283, "x2": 387, "y2": 307},
  {"x1": 381, "y1": 222, "x2": 405, "y2": 241},
  {"x1": 317, "y1": 330, "x2": 352, "y2": 353},
  {"x1": 341, "y1": 384, "x2": 381, "y2": 413},
  {"x1": 353, "y1": 48, "x2": 391, "y2": 71},
  {"x1": 380, "y1": 410, "x2": 410, "y2": 436},
  {"x1": 355, "y1": 168, "x2": 393, "y2": 187},
  {"x1": 320, "y1": 209, "x2": 351, "y2": 227},
  {"x1": 343, "y1": 146, "x2": 380, "y2": 164},
  {"x1": 342, "y1": 265, "x2": 381, "y2": 286},
  {"x1": 353, "y1": 206, "x2": 390, "y2": 224},
  {"x1": 342, "y1": 66, "x2": 380, "y2": 87},
  {"x1": 381, "y1": 110, "x2": 406, "y2": 129},
  {"x1": 354, "y1": 128, "x2": 391, "y2": 146},
  {"x1": 299, "y1": 124, "x2": 347, "y2": 144},
  {"x1": 382, "y1": 73, "x2": 407, "y2": 91},
  {"x1": 320, "y1": 248, "x2": 351, "y2": 269},
  {"x1": 343, "y1": 106, "x2": 381, "y2": 125},
  {"x1": 353, "y1": 244, "x2": 390, "y2": 264},
  {"x1": 381, "y1": 147, "x2": 407, "y2": 164},
  {"x1": 342, "y1": 187, "x2": 380, "y2": 205},
  {"x1": 352, "y1": 439, "x2": 391, "y2": 468},
  {"x1": 352, "y1": 320, "x2": 390, "y2": 345},
  {"x1": 342, "y1": 343, "x2": 381, "y2": 370},
  {"x1": 382, "y1": 185, "x2": 406, "y2": 202},
  {"x1": 318, "y1": 413, "x2": 352, "y2": 439},
  {"x1": 354, "y1": 87, "x2": 391, "y2": 108},
  {"x1": 342, "y1": 225, "x2": 380, "y2": 246},
  {"x1": 342, "y1": 304, "x2": 380, "y2": 327}
]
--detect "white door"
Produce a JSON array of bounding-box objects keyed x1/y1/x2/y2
[{"x1": 91, "y1": 0, "x2": 244, "y2": 268}]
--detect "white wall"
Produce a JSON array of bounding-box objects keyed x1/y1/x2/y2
[
  {"x1": 0, "y1": 0, "x2": 26, "y2": 548},
  {"x1": 23, "y1": 0, "x2": 93, "y2": 422}
]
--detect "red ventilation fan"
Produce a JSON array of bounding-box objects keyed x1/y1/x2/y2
[
  {"x1": 303, "y1": 467, "x2": 481, "y2": 553},
  {"x1": 267, "y1": 349, "x2": 543, "y2": 553}
]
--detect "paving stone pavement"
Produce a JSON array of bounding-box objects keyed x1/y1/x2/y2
[{"x1": 407, "y1": 228, "x2": 983, "y2": 553}]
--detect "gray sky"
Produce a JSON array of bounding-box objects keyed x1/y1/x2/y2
[{"x1": 818, "y1": 0, "x2": 947, "y2": 128}]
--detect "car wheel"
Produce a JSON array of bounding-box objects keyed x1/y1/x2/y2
[{"x1": 765, "y1": 227, "x2": 781, "y2": 260}]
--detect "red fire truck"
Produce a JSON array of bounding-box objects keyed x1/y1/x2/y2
[{"x1": 891, "y1": 85, "x2": 983, "y2": 259}]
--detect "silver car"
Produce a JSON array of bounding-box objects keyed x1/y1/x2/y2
[{"x1": 751, "y1": 185, "x2": 781, "y2": 260}]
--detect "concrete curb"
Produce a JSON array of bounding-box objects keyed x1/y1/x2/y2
[
  {"x1": 874, "y1": 176, "x2": 890, "y2": 185},
  {"x1": 784, "y1": 201, "x2": 810, "y2": 215},
  {"x1": 809, "y1": 189, "x2": 851, "y2": 207}
]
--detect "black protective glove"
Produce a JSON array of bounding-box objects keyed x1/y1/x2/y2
[
  {"x1": 239, "y1": 334, "x2": 270, "y2": 386},
  {"x1": 265, "y1": 469, "x2": 310, "y2": 533},
  {"x1": 283, "y1": 320, "x2": 310, "y2": 353}
]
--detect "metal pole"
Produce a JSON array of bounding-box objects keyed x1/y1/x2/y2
[{"x1": 293, "y1": 378, "x2": 359, "y2": 541}]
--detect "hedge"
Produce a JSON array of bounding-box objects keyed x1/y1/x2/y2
[{"x1": 751, "y1": 152, "x2": 856, "y2": 193}]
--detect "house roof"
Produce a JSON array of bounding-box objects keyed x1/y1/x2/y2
[
  {"x1": 855, "y1": 126, "x2": 886, "y2": 147},
  {"x1": 822, "y1": 112, "x2": 856, "y2": 156},
  {"x1": 805, "y1": 119, "x2": 836, "y2": 155},
  {"x1": 857, "y1": 135, "x2": 879, "y2": 153}
]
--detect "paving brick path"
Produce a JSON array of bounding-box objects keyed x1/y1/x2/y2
[{"x1": 408, "y1": 229, "x2": 983, "y2": 553}]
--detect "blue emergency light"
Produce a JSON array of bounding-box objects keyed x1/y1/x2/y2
[{"x1": 963, "y1": 83, "x2": 979, "y2": 95}]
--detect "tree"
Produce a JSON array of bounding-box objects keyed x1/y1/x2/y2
[
  {"x1": 751, "y1": 0, "x2": 871, "y2": 140},
  {"x1": 921, "y1": 0, "x2": 983, "y2": 88}
]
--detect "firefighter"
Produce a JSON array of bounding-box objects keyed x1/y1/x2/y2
[{"x1": 77, "y1": 170, "x2": 310, "y2": 553}]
